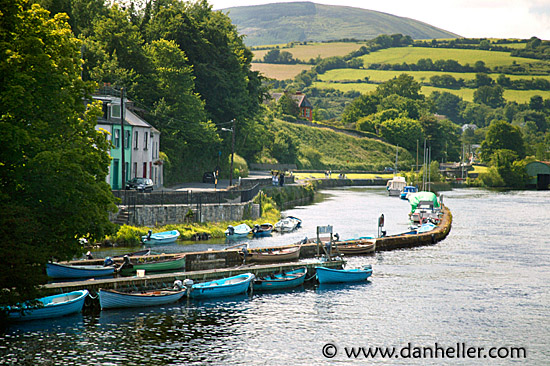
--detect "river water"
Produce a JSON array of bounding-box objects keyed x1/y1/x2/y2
[{"x1": 1, "y1": 187, "x2": 549, "y2": 365}]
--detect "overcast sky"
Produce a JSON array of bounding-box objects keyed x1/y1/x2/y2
[{"x1": 209, "y1": 0, "x2": 550, "y2": 40}]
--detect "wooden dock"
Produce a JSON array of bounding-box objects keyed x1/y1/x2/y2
[{"x1": 43, "y1": 259, "x2": 345, "y2": 295}]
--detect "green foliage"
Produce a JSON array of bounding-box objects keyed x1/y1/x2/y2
[
  {"x1": 375, "y1": 74, "x2": 423, "y2": 100},
  {"x1": 379, "y1": 117, "x2": 424, "y2": 152},
  {"x1": 475, "y1": 166, "x2": 505, "y2": 187},
  {"x1": 474, "y1": 85, "x2": 505, "y2": 108},
  {"x1": 231, "y1": 154, "x2": 249, "y2": 179},
  {"x1": 271, "y1": 130, "x2": 299, "y2": 164},
  {"x1": 341, "y1": 93, "x2": 379, "y2": 125},
  {"x1": 0, "y1": 0, "x2": 117, "y2": 307},
  {"x1": 278, "y1": 93, "x2": 301, "y2": 117},
  {"x1": 480, "y1": 120, "x2": 525, "y2": 162}
]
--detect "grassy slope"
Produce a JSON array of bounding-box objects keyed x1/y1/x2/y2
[
  {"x1": 223, "y1": 2, "x2": 458, "y2": 46},
  {"x1": 272, "y1": 119, "x2": 414, "y2": 171},
  {"x1": 252, "y1": 41, "x2": 368, "y2": 61},
  {"x1": 251, "y1": 63, "x2": 312, "y2": 80}
]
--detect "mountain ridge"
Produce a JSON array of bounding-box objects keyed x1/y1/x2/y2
[{"x1": 222, "y1": 2, "x2": 461, "y2": 46}]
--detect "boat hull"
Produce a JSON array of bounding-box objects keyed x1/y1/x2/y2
[
  {"x1": 8, "y1": 290, "x2": 89, "y2": 321},
  {"x1": 189, "y1": 273, "x2": 254, "y2": 299},
  {"x1": 131, "y1": 256, "x2": 185, "y2": 272},
  {"x1": 99, "y1": 289, "x2": 185, "y2": 309},
  {"x1": 336, "y1": 240, "x2": 376, "y2": 255},
  {"x1": 46, "y1": 262, "x2": 115, "y2": 279},
  {"x1": 141, "y1": 230, "x2": 180, "y2": 245},
  {"x1": 316, "y1": 266, "x2": 372, "y2": 284},
  {"x1": 253, "y1": 267, "x2": 307, "y2": 291},
  {"x1": 247, "y1": 245, "x2": 301, "y2": 263}
]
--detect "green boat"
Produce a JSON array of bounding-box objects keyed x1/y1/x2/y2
[{"x1": 120, "y1": 256, "x2": 185, "y2": 274}]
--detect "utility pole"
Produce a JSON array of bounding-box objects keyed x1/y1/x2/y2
[
  {"x1": 229, "y1": 119, "x2": 236, "y2": 187},
  {"x1": 120, "y1": 87, "x2": 126, "y2": 190}
]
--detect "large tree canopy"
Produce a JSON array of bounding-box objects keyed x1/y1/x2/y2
[
  {"x1": 0, "y1": 0, "x2": 117, "y2": 309},
  {"x1": 480, "y1": 120, "x2": 526, "y2": 162}
]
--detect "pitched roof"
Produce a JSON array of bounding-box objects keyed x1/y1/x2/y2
[{"x1": 270, "y1": 92, "x2": 312, "y2": 108}]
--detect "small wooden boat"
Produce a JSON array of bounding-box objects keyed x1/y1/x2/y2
[
  {"x1": 46, "y1": 262, "x2": 115, "y2": 279},
  {"x1": 253, "y1": 267, "x2": 307, "y2": 291},
  {"x1": 141, "y1": 230, "x2": 180, "y2": 245},
  {"x1": 119, "y1": 255, "x2": 185, "y2": 274},
  {"x1": 113, "y1": 248, "x2": 151, "y2": 258},
  {"x1": 7, "y1": 290, "x2": 89, "y2": 321},
  {"x1": 252, "y1": 223, "x2": 273, "y2": 237},
  {"x1": 246, "y1": 244, "x2": 302, "y2": 263},
  {"x1": 188, "y1": 273, "x2": 255, "y2": 299},
  {"x1": 225, "y1": 223, "x2": 251, "y2": 239},
  {"x1": 336, "y1": 239, "x2": 376, "y2": 255},
  {"x1": 99, "y1": 287, "x2": 185, "y2": 310},
  {"x1": 273, "y1": 217, "x2": 300, "y2": 232},
  {"x1": 316, "y1": 265, "x2": 373, "y2": 284}
]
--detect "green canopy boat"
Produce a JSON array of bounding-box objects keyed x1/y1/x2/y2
[{"x1": 408, "y1": 191, "x2": 440, "y2": 213}]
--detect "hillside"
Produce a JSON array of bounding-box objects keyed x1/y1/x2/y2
[
  {"x1": 222, "y1": 2, "x2": 460, "y2": 46},
  {"x1": 271, "y1": 119, "x2": 413, "y2": 171}
]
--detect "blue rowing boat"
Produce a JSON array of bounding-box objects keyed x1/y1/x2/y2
[
  {"x1": 46, "y1": 262, "x2": 116, "y2": 279},
  {"x1": 252, "y1": 223, "x2": 273, "y2": 237},
  {"x1": 7, "y1": 290, "x2": 89, "y2": 321},
  {"x1": 316, "y1": 265, "x2": 373, "y2": 284},
  {"x1": 141, "y1": 230, "x2": 180, "y2": 245},
  {"x1": 188, "y1": 273, "x2": 255, "y2": 299},
  {"x1": 99, "y1": 288, "x2": 186, "y2": 309},
  {"x1": 253, "y1": 267, "x2": 307, "y2": 291},
  {"x1": 225, "y1": 224, "x2": 251, "y2": 239}
]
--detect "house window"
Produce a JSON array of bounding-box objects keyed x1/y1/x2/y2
[
  {"x1": 111, "y1": 104, "x2": 121, "y2": 118},
  {"x1": 133, "y1": 162, "x2": 137, "y2": 178},
  {"x1": 134, "y1": 131, "x2": 139, "y2": 149},
  {"x1": 125, "y1": 162, "x2": 130, "y2": 181},
  {"x1": 125, "y1": 130, "x2": 131, "y2": 149},
  {"x1": 113, "y1": 128, "x2": 120, "y2": 148},
  {"x1": 144, "y1": 131, "x2": 149, "y2": 150},
  {"x1": 143, "y1": 162, "x2": 147, "y2": 178},
  {"x1": 306, "y1": 109, "x2": 310, "y2": 117}
]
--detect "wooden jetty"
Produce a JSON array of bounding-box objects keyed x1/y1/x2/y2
[{"x1": 42, "y1": 260, "x2": 344, "y2": 295}]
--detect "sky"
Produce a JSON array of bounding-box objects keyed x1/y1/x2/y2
[{"x1": 208, "y1": 0, "x2": 550, "y2": 40}]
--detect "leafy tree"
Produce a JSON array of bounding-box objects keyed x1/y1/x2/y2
[
  {"x1": 277, "y1": 93, "x2": 301, "y2": 117},
  {"x1": 271, "y1": 130, "x2": 299, "y2": 164},
  {"x1": 429, "y1": 91, "x2": 463, "y2": 123},
  {"x1": 474, "y1": 73, "x2": 494, "y2": 87},
  {"x1": 480, "y1": 120, "x2": 525, "y2": 162},
  {"x1": 490, "y1": 150, "x2": 528, "y2": 188},
  {"x1": 0, "y1": 1, "x2": 116, "y2": 311},
  {"x1": 474, "y1": 85, "x2": 505, "y2": 108},
  {"x1": 378, "y1": 117, "x2": 424, "y2": 152},
  {"x1": 375, "y1": 74, "x2": 423, "y2": 100},
  {"x1": 342, "y1": 93, "x2": 379, "y2": 125}
]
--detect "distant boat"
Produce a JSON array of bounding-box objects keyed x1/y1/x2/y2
[
  {"x1": 336, "y1": 239, "x2": 376, "y2": 255},
  {"x1": 253, "y1": 267, "x2": 307, "y2": 291},
  {"x1": 286, "y1": 216, "x2": 302, "y2": 228},
  {"x1": 188, "y1": 273, "x2": 255, "y2": 299},
  {"x1": 386, "y1": 176, "x2": 407, "y2": 196},
  {"x1": 119, "y1": 255, "x2": 185, "y2": 274},
  {"x1": 225, "y1": 224, "x2": 251, "y2": 239},
  {"x1": 316, "y1": 265, "x2": 373, "y2": 284},
  {"x1": 46, "y1": 262, "x2": 115, "y2": 279},
  {"x1": 273, "y1": 217, "x2": 301, "y2": 232},
  {"x1": 246, "y1": 244, "x2": 302, "y2": 263},
  {"x1": 7, "y1": 290, "x2": 89, "y2": 321},
  {"x1": 99, "y1": 288, "x2": 185, "y2": 310},
  {"x1": 141, "y1": 230, "x2": 180, "y2": 245},
  {"x1": 400, "y1": 185, "x2": 418, "y2": 200},
  {"x1": 252, "y1": 223, "x2": 273, "y2": 237}
]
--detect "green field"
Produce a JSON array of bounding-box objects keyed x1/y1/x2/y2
[
  {"x1": 359, "y1": 46, "x2": 534, "y2": 68},
  {"x1": 251, "y1": 63, "x2": 312, "y2": 80},
  {"x1": 253, "y1": 41, "x2": 367, "y2": 61}
]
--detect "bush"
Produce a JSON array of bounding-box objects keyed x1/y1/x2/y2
[{"x1": 231, "y1": 153, "x2": 249, "y2": 178}]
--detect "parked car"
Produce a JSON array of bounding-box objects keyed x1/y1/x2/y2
[
  {"x1": 126, "y1": 177, "x2": 154, "y2": 192},
  {"x1": 202, "y1": 171, "x2": 215, "y2": 184}
]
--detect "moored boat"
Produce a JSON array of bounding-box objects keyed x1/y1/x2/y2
[
  {"x1": 141, "y1": 230, "x2": 180, "y2": 245},
  {"x1": 253, "y1": 267, "x2": 307, "y2": 291},
  {"x1": 46, "y1": 262, "x2": 116, "y2": 279},
  {"x1": 316, "y1": 265, "x2": 373, "y2": 284},
  {"x1": 246, "y1": 244, "x2": 302, "y2": 263},
  {"x1": 225, "y1": 223, "x2": 251, "y2": 239},
  {"x1": 188, "y1": 273, "x2": 255, "y2": 299},
  {"x1": 7, "y1": 290, "x2": 89, "y2": 321},
  {"x1": 336, "y1": 239, "x2": 376, "y2": 255},
  {"x1": 386, "y1": 176, "x2": 407, "y2": 196},
  {"x1": 273, "y1": 217, "x2": 300, "y2": 232},
  {"x1": 113, "y1": 248, "x2": 151, "y2": 258},
  {"x1": 252, "y1": 223, "x2": 273, "y2": 237},
  {"x1": 119, "y1": 255, "x2": 185, "y2": 274},
  {"x1": 400, "y1": 185, "x2": 418, "y2": 200},
  {"x1": 99, "y1": 286, "x2": 185, "y2": 310}
]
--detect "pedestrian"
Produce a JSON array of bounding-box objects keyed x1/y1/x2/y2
[{"x1": 280, "y1": 172, "x2": 285, "y2": 187}]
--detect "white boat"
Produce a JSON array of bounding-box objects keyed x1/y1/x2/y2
[
  {"x1": 273, "y1": 217, "x2": 301, "y2": 233},
  {"x1": 141, "y1": 230, "x2": 180, "y2": 245},
  {"x1": 225, "y1": 223, "x2": 251, "y2": 239},
  {"x1": 386, "y1": 176, "x2": 407, "y2": 196}
]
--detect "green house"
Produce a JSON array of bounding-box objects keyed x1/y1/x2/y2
[{"x1": 525, "y1": 161, "x2": 550, "y2": 190}]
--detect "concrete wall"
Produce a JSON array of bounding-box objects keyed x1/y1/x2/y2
[{"x1": 126, "y1": 202, "x2": 260, "y2": 226}]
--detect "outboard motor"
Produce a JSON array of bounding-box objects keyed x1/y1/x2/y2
[
  {"x1": 173, "y1": 280, "x2": 183, "y2": 290},
  {"x1": 226, "y1": 225, "x2": 235, "y2": 236},
  {"x1": 86, "y1": 251, "x2": 93, "y2": 260},
  {"x1": 183, "y1": 279, "x2": 194, "y2": 296},
  {"x1": 103, "y1": 256, "x2": 114, "y2": 267},
  {"x1": 334, "y1": 233, "x2": 340, "y2": 242},
  {"x1": 253, "y1": 224, "x2": 260, "y2": 234},
  {"x1": 146, "y1": 229, "x2": 152, "y2": 241}
]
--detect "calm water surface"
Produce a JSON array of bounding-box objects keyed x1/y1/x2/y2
[{"x1": 1, "y1": 187, "x2": 549, "y2": 365}]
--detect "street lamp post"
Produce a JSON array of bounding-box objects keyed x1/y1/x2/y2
[{"x1": 221, "y1": 119, "x2": 236, "y2": 187}]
